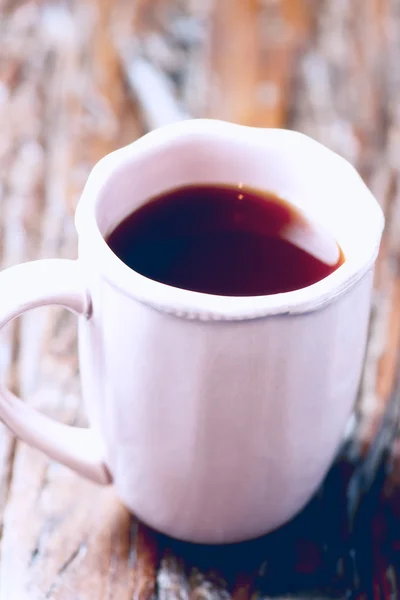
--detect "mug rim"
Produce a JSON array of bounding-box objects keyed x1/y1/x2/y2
[{"x1": 75, "y1": 119, "x2": 384, "y2": 321}]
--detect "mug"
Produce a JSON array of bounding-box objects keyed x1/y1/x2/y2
[{"x1": 0, "y1": 120, "x2": 384, "y2": 543}]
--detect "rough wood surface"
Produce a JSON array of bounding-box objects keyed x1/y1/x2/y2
[{"x1": 1, "y1": 1, "x2": 400, "y2": 598}]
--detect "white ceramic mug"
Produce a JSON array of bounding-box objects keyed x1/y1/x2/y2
[{"x1": 0, "y1": 120, "x2": 384, "y2": 543}]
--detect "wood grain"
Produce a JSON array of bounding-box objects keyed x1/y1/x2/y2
[
  {"x1": 207, "y1": 0, "x2": 313, "y2": 127},
  {"x1": 1, "y1": 0, "x2": 400, "y2": 598}
]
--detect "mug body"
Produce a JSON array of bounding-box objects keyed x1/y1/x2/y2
[
  {"x1": 78, "y1": 270, "x2": 372, "y2": 543},
  {"x1": 75, "y1": 120, "x2": 384, "y2": 543}
]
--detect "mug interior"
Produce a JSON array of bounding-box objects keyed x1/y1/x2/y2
[{"x1": 95, "y1": 126, "x2": 380, "y2": 271}]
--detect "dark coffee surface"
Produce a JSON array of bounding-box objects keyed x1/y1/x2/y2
[{"x1": 107, "y1": 184, "x2": 343, "y2": 296}]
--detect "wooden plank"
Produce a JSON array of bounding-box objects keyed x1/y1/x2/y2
[
  {"x1": 0, "y1": 0, "x2": 45, "y2": 538},
  {"x1": 0, "y1": 1, "x2": 145, "y2": 598},
  {"x1": 207, "y1": 0, "x2": 312, "y2": 127}
]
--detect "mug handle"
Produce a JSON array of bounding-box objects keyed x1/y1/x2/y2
[{"x1": 0, "y1": 259, "x2": 111, "y2": 485}]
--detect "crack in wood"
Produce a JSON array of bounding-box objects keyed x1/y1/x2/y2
[
  {"x1": 34, "y1": 464, "x2": 50, "y2": 507},
  {"x1": 27, "y1": 515, "x2": 61, "y2": 569},
  {"x1": 44, "y1": 541, "x2": 87, "y2": 599},
  {"x1": 0, "y1": 434, "x2": 16, "y2": 541}
]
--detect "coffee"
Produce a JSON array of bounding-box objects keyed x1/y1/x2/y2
[{"x1": 106, "y1": 184, "x2": 344, "y2": 297}]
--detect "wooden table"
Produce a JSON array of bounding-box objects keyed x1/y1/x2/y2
[{"x1": 1, "y1": 1, "x2": 400, "y2": 598}]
